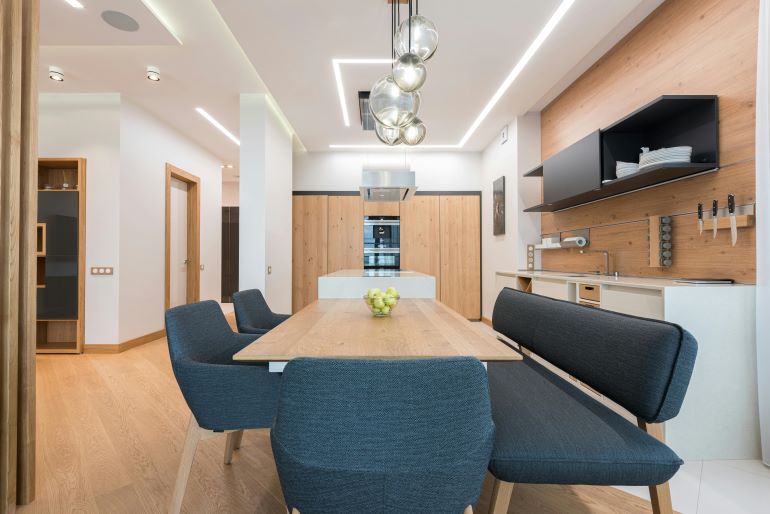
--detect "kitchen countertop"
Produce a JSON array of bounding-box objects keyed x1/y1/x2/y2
[
  {"x1": 497, "y1": 270, "x2": 751, "y2": 290},
  {"x1": 322, "y1": 269, "x2": 433, "y2": 278}
]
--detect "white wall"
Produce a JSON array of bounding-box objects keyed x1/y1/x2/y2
[
  {"x1": 222, "y1": 181, "x2": 239, "y2": 206},
  {"x1": 38, "y1": 94, "x2": 122, "y2": 345},
  {"x1": 293, "y1": 151, "x2": 483, "y2": 191},
  {"x1": 239, "y1": 94, "x2": 293, "y2": 314},
  {"x1": 119, "y1": 101, "x2": 223, "y2": 342},
  {"x1": 480, "y1": 114, "x2": 541, "y2": 319}
]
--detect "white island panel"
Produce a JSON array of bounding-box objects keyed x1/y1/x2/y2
[{"x1": 318, "y1": 269, "x2": 436, "y2": 299}]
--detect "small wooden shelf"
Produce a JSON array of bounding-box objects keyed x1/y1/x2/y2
[
  {"x1": 36, "y1": 320, "x2": 78, "y2": 353},
  {"x1": 517, "y1": 276, "x2": 533, "y2": 293}
]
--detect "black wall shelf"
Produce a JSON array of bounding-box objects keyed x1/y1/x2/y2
[{"x1": 523, "y1": 95, "x2": 719, "y2": 212}]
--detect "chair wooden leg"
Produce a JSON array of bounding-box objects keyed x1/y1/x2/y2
[
  {"x1": 464, "y1": 506, "x2": 474, "y2": 514},
  {"x1": 169, "y1": 415, "x2": 203, "y2": 514},
  {"x1": 488, "y1": 478, "x2": 514, "y2": 514},
  {"x1": 233, "y1": 429, "x2": 244, "y2": 449},
  {"x1": 638, "y1": 419, "x2": 674, "y2": 514},
  {"x1": 224, "y1": 431, "x2": 240, "y2": 464}
]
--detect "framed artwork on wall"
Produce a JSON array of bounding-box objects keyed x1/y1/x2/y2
[{"x1": 493, "y1": 176, "x2": 505, "y2": 235}]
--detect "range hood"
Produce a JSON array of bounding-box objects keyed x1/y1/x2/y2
[{"x1": 359, "y1": 170, "x2": 417, "y2": 202}]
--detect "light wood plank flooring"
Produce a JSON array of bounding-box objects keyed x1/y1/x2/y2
[{"x1": 21, "y1": 336, "x2": 661, "y2": 513}]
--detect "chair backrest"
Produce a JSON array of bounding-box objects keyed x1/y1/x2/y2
[
  {"x1": 233, "y1": 288, "x2": 271, "y2": 331},
  {"x1": 492, "y1": 288, "x2": 697, "y2": 423},
  {"x1": 271, "y1": 357, "x2": 494, "y2": 514},
  {"x1": 165, "y1": 300, "x2": 234, "y2": 364}
]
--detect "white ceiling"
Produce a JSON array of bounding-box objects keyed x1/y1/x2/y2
[
  {"x1": 213, "y1": 0, "x2": 663, "y2": 151},
  {"x1": 39, "y1": 0, "x2": 663, "y2": 174}
]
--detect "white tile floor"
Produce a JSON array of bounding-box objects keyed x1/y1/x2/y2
[{"x1": 615, "y1": 460, "x2": 770, "y2": 514}]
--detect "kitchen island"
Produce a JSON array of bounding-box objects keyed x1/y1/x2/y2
[{"x1": 318, "y1": 269, "x2": 436, "y2": 299}]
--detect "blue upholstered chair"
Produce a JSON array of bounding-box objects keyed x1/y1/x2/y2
[
  {"x1": 233, "y1": 288, "x2": 291, "y2": 334},
  {"x1": 271, "y1": 357, "x2": 494, "y2": 514},
  {"x1": 487, "y1": 288, "x2": 697, "y2": 514},
  {"x1": 164, "y1": 300, "x2": 282, "y2": 514}
]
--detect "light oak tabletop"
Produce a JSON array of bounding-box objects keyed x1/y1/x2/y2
[{"x1": 233, "y1": 299, "x2": 522, "y2": 362}]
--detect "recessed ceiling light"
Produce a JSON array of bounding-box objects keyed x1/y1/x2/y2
[
  {"x1": 101, "y1": 10, "x2": 140, "y2": 32},
  {"x1": 146, "y1": 66, "x2": 160, "y2": 82},
  {"x1": 195, "y1": 108, "x2": 240, "y2": 146},
  {"x1": 63, "y1": 0, "x2": 84, "y2": 8},
  {"x1": 48, "y1": 66, "x2": 64, "y2": 82},
  {"x1": 330, "y1": 0, "x2": 576, "y2": 149}
]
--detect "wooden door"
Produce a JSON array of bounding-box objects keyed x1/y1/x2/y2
[
  {"x1": 439, "y1": 195, "x2": 481, "y2": 319},
  {"x1": 328, "y1": 196, "x2": 363, "y2": 272},
  {"x1": 363, "y1": 202, "x2": 399, "y2": 217},
  {"x1": 400, "y1": 196, "x2": 441, "y2": 298},
  {"x1": 292, "y1": 195, "x2": 328, "y2": 312}
]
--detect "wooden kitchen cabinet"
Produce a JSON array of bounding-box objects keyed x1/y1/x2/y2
[
  {"x1": 400, "y1": 195, "x2": 441, "y2": 298},
  {"x1": 328, "y1": 196, "x2": 363, "y2": 273},
  {"x1": 292, "y1": 195, "x2": 328, "y2": 313},
  {"x1": 439, "y1": 195, "x2": 481, "y2": 320},
  {"x1": 363, "y1": 201, "x2": 399, "y2": 217}
]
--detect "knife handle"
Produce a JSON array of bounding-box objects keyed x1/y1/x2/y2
[
  {"x1": 728, "y1": 194, "x2": 735, "y2": 214},
  {"x1": 712, "y1": 200, "x2": 718, "y2": 217},
  {"x1": 698, "y1": 203, "x2": 703, "y2": 219}
]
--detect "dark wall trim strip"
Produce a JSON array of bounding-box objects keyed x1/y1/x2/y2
[{"x1": 292, "y1": 191, "x2": 482, "y2": 196}]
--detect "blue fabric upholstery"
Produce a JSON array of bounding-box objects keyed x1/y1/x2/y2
[
  {"x1": 271, "y1": 358, "x2": 494, "y2": 514},
  {"x1": 487, "y1": 358, "x2": 683, "y2": 485},
  {"x1": 164, "y1": 300, "x2": 281, "y2": 431},
  {"x1": 233, "y1": 289, "x2": 291, "y2": 334},
  {"x1": 492, "y1": 287, "x2": 697, "y2": 423}
]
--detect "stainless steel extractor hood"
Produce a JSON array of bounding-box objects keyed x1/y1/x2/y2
[{"x1": 359, "y1": 170, "x2": 417, "y2": 202}]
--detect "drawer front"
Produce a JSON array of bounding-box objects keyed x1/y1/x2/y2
[
  {"x1": 579, "y1": 300, "x2": 600, "y2": 308},
  {"x1": 579, "y1": 283, "x2": 600, "y2": 302},
  {"x1": 532, "y1": 279, "x2": 569, "y2": 301}
]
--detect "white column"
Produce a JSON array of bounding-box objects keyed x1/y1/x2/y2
[{"x1": 239, "y1": 94, "x2": 293, "y2": 313}]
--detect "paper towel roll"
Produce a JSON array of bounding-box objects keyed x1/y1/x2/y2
[{"x1": 560, "y1": 236, "x2": 587, "y2": 248}]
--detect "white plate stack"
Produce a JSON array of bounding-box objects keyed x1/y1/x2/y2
[
  {"x1": 638, "y1": 146, "x2": 692, "y2": 170},
  {"x1": 615, "y1": 161, "x2": 640, "y2": 178}
]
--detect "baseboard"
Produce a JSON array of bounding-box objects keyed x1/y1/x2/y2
[
  {"x1": 481, "y1": 317, "x2": 493, "y2": 327},
  {"x1": 84, "y1": 329, "x2": 166, "y2": 354}
]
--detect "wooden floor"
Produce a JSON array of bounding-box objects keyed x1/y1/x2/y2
[{"x1": 20, "y1": 336, "x2": 661, "y2": 514}]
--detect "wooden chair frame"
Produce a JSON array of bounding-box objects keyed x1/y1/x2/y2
[
  {"x1": 169, "y1": 415, "x2": 245, "y2": 514},
  {"x1": 487, "y1": 421, "x2": 674, "y2": 514}
]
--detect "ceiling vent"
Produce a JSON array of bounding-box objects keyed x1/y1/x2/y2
[{"x1": 358, "y1": 92, "x2": 376, "y2": 131}]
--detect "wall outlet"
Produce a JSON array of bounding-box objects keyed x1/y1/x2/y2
[
  {"x1": 500, "y1": 124, "x2": 509, "y2": 145},
  {"x1": 90, "y1": 266, "x2": 114, "y2": 275}
]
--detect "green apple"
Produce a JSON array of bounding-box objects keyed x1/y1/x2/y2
[
  {"x1": 386, "y1": 287, "x2": 398, "y2": 296},
  {"x1": 368, "y1": 288, "x2": 382, "y2": 299},
  {"x1": 381, "y1": 305, "x2": 391, "y2": 315},
  {"x1": 385, "y1": 296, "x2": 396, "y2": 307},
  {"x1": 373, "y1": 298, "x2": 385, "y2": 309}
]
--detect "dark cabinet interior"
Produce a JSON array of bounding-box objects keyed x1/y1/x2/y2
[{"x1": 525, "y1": 95, "x2": 719, "y2": 212}]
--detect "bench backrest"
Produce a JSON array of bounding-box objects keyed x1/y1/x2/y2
[{"x1": 492, "y1": 287, "x2": 697, "y2": 423}]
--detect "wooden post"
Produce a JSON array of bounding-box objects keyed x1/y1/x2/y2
[{"x1": 638, "y1": 419, "x2": 674, "y2": 514}]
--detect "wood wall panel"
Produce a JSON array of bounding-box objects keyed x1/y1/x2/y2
[
  {"x1": 292, "y1": 196, "x2": 328, "y2": 313},
  {"x1": 327, "y1": 196, "x2": 363, "y2": 273},
  {"x1": 440, "y1": 196, "x2": 481, "y2": 319},
  {"x1": 400, "y1": 196, "x2": 441, "y2": 298},
  {"x1": 363, "y1": 201, "x2": 399, "y2": 216},
  {"x1": 540, "y1": 0, "x2": 758, "y2": 282}
]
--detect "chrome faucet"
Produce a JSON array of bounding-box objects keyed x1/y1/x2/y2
[{"x1": 579, "y1": 249, "x2": 611, "y2": 276}]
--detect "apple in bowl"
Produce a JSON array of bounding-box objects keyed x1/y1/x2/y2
[{"x1": 363, "y1": 287, "x2": 400, "y2": 317}]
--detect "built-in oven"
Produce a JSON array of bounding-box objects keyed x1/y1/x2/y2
[{"x1": 363, "y1": 216, "x2": 400, "y2": 270}]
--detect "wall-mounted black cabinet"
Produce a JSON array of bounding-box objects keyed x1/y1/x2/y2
[{"x1": 524, "y1": 95, "x2": 719, "y2": 213}]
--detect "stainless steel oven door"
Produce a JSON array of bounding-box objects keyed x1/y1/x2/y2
[{"x1": 363, "y1": 248, "x2": 400, "y2": 270}]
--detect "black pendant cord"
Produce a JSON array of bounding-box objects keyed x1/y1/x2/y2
[{"x1": 408, "y1": 0, "x2": 412, "y2": 52}]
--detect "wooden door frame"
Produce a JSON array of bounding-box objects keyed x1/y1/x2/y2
[{"x1": 165, "y1": 163, "x2": 201, "y2": 310}]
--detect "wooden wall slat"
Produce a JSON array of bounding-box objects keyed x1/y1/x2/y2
[
  {"x1": 327, "y1": 196, "x2": 363, "y2": 273},
  {"x1": 292, "y1": 195, "x2": 328, "y2": 313},
  {"x1": 540, "y1": 0, "x2": 759, "y2": 283}
]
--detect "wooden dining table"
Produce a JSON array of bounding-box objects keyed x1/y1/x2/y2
[{"x1": 233, "y1": 298, "x2": 522, "y2": 372}]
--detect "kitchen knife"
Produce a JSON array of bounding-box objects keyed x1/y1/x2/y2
[
  {"x1": 697, "y1": 203, "x2": 704, "y2": 235},
  {"x1": 712, "y1": 200, "x2": 718, "y2": 239},
  {"x1": 728, "y1": 193, "x2": 737, "y2": 246}
]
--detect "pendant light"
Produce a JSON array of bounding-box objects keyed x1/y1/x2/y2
[
  {"x1": 394, "y1": 5, "x2": 439, "y2": 62},
  {"x1": 392, "y1": 52, "x2": 426, "y2": 92},
  {"x1": 369, "y1": 75, "x2": 420, "y2": 128},
  {"x1": 401, "y1": 117, "x2": 426, "y2": 146},
  {"x1": 375, "y1": 122, "x2": 402, "y2": 146}
]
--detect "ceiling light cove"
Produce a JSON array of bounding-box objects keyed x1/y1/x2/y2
[
  {"x1": 330, "y1": 0, "x2": 576, "y2": 150},
  {"x1": 63, "y1": 0, "x2": 84, "y2": 9},
  {"x1": 48, "y1": 66, "x2": 64, "y2": 82},
  {"x1": 333, "y1": 59, "x2": 393, "y2": 127},
  {"x1": 196, "y1": 108, "x2": 240, "y2": 146}
]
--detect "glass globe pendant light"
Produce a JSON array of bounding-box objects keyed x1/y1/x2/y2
[
  {"x1": 369, "y1": 75, "x2": 420, "y2": 128},
  {"x1": 394, "y1": 15, "x2": 439, "y2": 61},
  {"x1": 375, "y1": 122, "x2": 402, "y2": 146},
  {"x1": 392, "y1": 52, "x2": 426, "y2": 92},
  {"x1": 400, "y1": 117, "x2": 426, "y2": 146}
]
